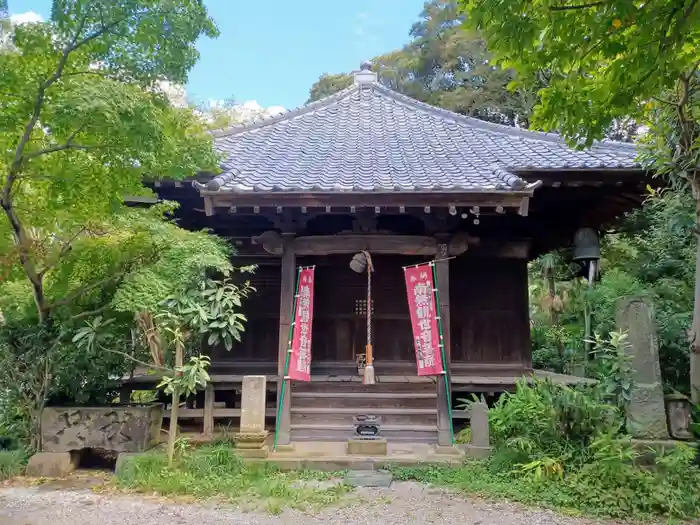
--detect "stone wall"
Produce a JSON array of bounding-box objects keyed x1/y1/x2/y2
[{"x1": 41, "y1": 404, "x2": 163, "y2": 453}]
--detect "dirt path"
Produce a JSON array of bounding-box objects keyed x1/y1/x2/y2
[{"x1": 0, "y1": 481, "x2": 613, "y2": 525}]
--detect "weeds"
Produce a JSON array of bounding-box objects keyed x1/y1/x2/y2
[
  {"x1": 394, "y1": 378, "x2": 700, "y2": 521},
  {"x1": 115, "y1": 443, "x2": 350, "y2": 513},
  {"x1": 0, "y1": 449, "x2": 26, "y2": 480}
]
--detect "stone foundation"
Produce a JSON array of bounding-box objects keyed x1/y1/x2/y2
[
  {"x1": 347, "y1": 438, "x2": 387, "y2": 456},
  {"x1": 26, "y1": 452, "x2": 79, "y2": 478}
]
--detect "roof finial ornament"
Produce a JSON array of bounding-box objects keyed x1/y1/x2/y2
[{"x1": 354, "y1": 60, "x2": 377, "y2": 85}]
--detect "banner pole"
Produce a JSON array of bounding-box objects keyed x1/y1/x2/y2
[
  {"x1": 430, "y1": 261, "x2": 455, "y2": 445},
  {"x1": 273, "y1": 266, "x2": 302, "y2": 451}
]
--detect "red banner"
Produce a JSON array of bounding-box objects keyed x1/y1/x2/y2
[
  {"x1": 404, "y1": 264, "x2": 444, "y2": 376},
  {"x1": 288, "y1": 267, "x2": 315, "y2": 382}
]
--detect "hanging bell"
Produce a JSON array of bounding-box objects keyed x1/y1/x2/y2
[
  {"x1": 349, "y1": 252, "x2": 367, "y2": 273},
  {"x1": 572, "y1": 227, "x2": 600, "y2": 262}
]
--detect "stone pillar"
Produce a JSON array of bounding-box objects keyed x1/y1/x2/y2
[
  {"x1": 203, "y1": 384, "x2": 215, "y2": 436},
  {"x1": 456, "y1": 401, "x2": 491, "y2": 459},
  {"x1": 615, "y1": 297, "x2": 669, "y2": 439},
  {"x1": 234, "y1": 375, "x2": 269, "y2": 457},
  {"x1": 470, "y1": 401, "x2": 490, "y2": 448}
]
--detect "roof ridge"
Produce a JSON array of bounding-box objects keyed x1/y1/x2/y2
[
  {"x1": 372, "y1": 83, "x2": 637, "y2": 153},
  {"x1": 210, "y1": 84, "x2": 361, "y2": 139}
]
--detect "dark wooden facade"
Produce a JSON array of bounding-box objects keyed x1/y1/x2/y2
[
  {"x1": 209, "y1": 253, "x2": 530, "y2": 373},
  {"x1": 133, "y1": 175, "x2": 650, "y2": 446}
]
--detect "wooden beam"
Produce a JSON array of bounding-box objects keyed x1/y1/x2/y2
[
  {"x1": 204, "y1": 196, "x2": 214, "y2": 216},
  {"x1": 293, "y1": 234, "x2": 435, "y2": 255},
  {"x1": 275, "y1": 234, "x2": 295, "y2": 446},
  {"x1": 518, "y1": 197, "x2": 530, "y2": 217},
  {"x1": 470, "y1": 239, "x2": 531, "y2": 259},
  {"x1": 434, "y1": 239, "x2": 453, "y2": 447},
  {"x1": 205, "y1": 191, "x2": 529, "y2": 209}
]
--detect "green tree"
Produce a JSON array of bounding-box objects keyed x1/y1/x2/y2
[
  {"x1": 0, "y1": 0, "x2": 219, "y2": 325},
  {"x1": 458, "y1": 0, "x2": 700, "y2": 399},
  {"x1": 306, "y1": 73, "x2": 352, "y2": 103},
  {"x1": 0, "y1": 0, "x2": 223, "y2": 448},
  {"x1": 307, "y1": 0, "x2": 536, "y2": 126}
]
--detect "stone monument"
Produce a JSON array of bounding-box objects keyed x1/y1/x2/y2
[
  {"x1": 615, "y1": 297, "x2": 669, "y2": 439},
  {"x1": 457, "y1": 401, "x2": 492, "y2": 458},
  {"x1": 665, "y1": 393, "x2": 693, "y2": 440},
  {"x1": 234, "y1": 375, "x2": 269, "y2": 458}
]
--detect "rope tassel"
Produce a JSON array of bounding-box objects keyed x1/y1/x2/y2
[{"x1": 363, "y1": 250, "x2": 376, "y2": 385}]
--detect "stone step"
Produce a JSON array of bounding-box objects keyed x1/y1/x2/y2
[
  {"x1": 290, "y1": 423, "x2": 438, "y2": 443},
  {"x1": 290, "y1": 407, "x2": 437, "y2": 426},
  {"x1": 291, "y1": 391, "x2": 437, "y2": 409}
]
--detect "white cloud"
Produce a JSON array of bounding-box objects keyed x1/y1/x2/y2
[
  {"x1": 10, "y1": 11, "x2": 43, "y2": 25},
  {"x1": 353, "y1": 11, "x2": 381, "y2": 59},
  {"x1": 158, "y1": 84, "x2": 285, "y2": 125}
]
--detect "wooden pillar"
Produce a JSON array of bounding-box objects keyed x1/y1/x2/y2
[
  {"x1": 435, "y1": 239, "x2": 453, "y2": 446},
  {"x1": 118, "y1": 386, "x2": 131, "y2": 405},
  {"x1": 275, "y1": 234, "x2": 296, "y2": 446},
  {"x1": 203, "y1": 384, "x2": 215, "y2": 436}
]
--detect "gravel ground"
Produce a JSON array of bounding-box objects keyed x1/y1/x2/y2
[{"x1": 0, "y1": 481, "x2": 613, "y2": 525}]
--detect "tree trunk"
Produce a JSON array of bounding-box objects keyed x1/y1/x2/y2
[
  {"x1": 546, "y1": 267, "x2": 564, "y2": 372},
  {"x1": 690, "y1": 193, "x2": 700, "y2": 402},
  {"x1": 166, "y1": 341, "x2": 184, "y2": 467}
]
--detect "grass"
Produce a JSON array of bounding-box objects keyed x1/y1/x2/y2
[
  {"x1": 0, "y1": 450, "x2": 26, "y2": 480},
  {"x1": 115, "y1": 443, "x2": 351, "y2": 514},
  {"x1": 390, "y1": 454, "x2": 700, "y2": 522}
]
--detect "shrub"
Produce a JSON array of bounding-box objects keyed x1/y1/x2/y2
[{"x1": 488, "y1": 378, "x2": 620, "y2": 468}]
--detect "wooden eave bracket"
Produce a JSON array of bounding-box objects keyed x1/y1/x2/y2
[
  {"x1": 250, "y1": 232, "x2": 479, "y2": 256},
  {"x1": 198, "y1": 180, "x2": 542, "y2": 217}
]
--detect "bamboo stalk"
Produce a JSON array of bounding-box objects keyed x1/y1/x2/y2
[{"x1": 167, "y1": 339, "x2": 184, "y2": 466}]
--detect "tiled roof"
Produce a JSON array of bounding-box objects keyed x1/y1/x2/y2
[{"x1": 205, "y1": 70, "x2": 638, "y2": 194}]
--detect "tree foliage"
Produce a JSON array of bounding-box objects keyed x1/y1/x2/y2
[
  {"x1": 458, "y1": 0, "x2": 699, "y2": 145},
  {"x1": 0, "y1": 1, "x2": 253, "y2": 448},
  {"x1": 458, "y1": 0, "x2": 700, "y2": 400},
  {"x1": 0, "y1": 0, "x2": 219, "y2": 323}
]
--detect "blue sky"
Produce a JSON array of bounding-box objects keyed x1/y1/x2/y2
[{"x1": 12, "y1": 0, "x2": 426, "y2": 109}]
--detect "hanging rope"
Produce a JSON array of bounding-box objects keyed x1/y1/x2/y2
[
  {"x1": 362, "y1": 250, "x2": 376, "y2": 384},
  {"x1": 364, "y1": 250, "x2": 373, "y2": 351}
]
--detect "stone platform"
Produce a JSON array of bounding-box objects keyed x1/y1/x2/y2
[
  {"x1": 179, "y1": 432, "x2": 468, "y2": 470},
  {"x1": 267, "y1": 440, "x2": 466, "y2": 471}
]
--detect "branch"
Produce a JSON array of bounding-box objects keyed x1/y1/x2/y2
[
  {"x1": 651, "y1": 96, "x2": 678, "y2": 107},
  {"x1": 24, "y1": 125, "x2": 87, "y2": 161},
  {"x1": 105, "y1": 348, "x2": 171, "y2": 373},
  {"x1": 70, "y1": 303, "x2": 111, "y2": 321},
  {"x1": 49, "y1": 271, "x2": 127, "y2": 310},
  {"x1": 37, "y1": 227, "x2": 87, "y2": 278},
  {"x1": 24, "y1": 141, "x2": 106, "y2": 160},
  {"x1": 550, "y1": 1, "x2": 606, "y2": 11}
]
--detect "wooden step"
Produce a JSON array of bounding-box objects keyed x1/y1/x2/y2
[
  {"x1": 290, "y1": 406, "x2": 437, "y2": 426},
  {"x1": 293, "y1": 382, "x2": 436, "y2": 394},
  {"x1": 289, "y1": 423, "x2": 438, "y2": 443},
  {"x1": 292, "y1": 392, "x2": 437, "y2": 398},
  {"x1": 291, "y1": 391, "x2": 437, "y2": 409}
]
